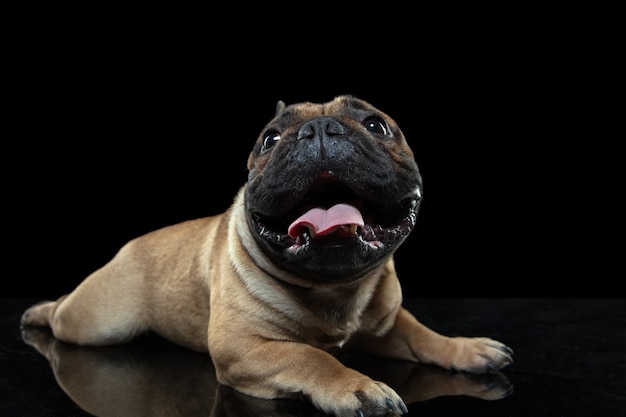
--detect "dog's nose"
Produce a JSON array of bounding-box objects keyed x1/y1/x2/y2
[{"x1": 297, "y1": 117, "x2": 347, "y2": 141}]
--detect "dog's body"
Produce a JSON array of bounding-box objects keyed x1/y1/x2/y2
[{"x1": 22, "y1": 96, "x2": 512, "y2": 417}]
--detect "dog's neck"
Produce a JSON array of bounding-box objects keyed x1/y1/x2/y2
[{"x1": 230, "y1": 188, "x2": 391, "y2": 341}]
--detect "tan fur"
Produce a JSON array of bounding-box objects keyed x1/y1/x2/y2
[{"x1": 22, "y1": 96, "x2": 512, "y2": 417}]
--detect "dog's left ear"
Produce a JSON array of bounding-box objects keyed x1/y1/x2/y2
[{"x1": 275, "y1": 100, "x2": 286, "y2": 117}]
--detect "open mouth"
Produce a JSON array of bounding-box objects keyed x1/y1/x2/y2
[{"x1": 250, "y1": 177, "x2": 421, "y2": 254}]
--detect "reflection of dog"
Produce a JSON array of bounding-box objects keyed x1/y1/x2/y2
[
  {"x1": 21, "y1": 96, "x2": 513, "y2": 417},
  {"x1": 21, "y1": 327, "x2": 513, "y2": 417}
]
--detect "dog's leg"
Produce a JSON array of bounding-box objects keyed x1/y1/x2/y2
[
  {"x1": 21, "y1": 263, "x2": 147, "y2": 346},
  {"x1": 211, "y1": 339, "x2": 408, "y2": 417},
  {"x1": 356, "y1": 307, "x2": 513, "y2": 373}
]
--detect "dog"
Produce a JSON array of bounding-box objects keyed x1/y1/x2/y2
[{"x1": 21, "y1": 95, "x2": 513, "y2": 417}]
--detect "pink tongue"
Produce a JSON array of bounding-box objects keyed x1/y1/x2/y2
[{"x1": 288, "y1": 203, "x2": 364, "y2": 238}]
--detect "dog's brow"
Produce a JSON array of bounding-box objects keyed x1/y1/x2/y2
[
  {"x1": 344, "y1": 98, "x2": 369, "y2": 111},
  {"x1": 268, "y1": 110, "x2": 295, "y2": 129},
  {"x1": 276, "y1": 108, "x2": 298, "y2": 121}
]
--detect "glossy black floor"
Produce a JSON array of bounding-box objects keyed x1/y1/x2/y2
[{"x1": 1, "y1": 298, "x2": 624, "y2": 417}]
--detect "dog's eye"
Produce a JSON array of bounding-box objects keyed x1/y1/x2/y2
[
  {"x1": 362, "y1": 115, "x2": 389, "y2": 136},
  {"x1": 262, "y1": 130, "x2": 281, "y2": 152}
]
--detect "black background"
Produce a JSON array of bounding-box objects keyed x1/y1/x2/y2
[{"x1": 1, "y1": 2, "x2": 621, "y2": 298}]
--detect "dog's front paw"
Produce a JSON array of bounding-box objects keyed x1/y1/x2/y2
[
  {"x1": 446, "y1": 337, "x2": 513, "y2": 374},
  {"x1": 312, "y1": 370, "x2": 408, "y2": 417}
]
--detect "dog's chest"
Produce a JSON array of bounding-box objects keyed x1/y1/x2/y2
[
  {"x1": 290, "y1": 292, "x2": 366, "y2": 350},
  {"x1": 298, "y1": 317, "x2": 356, "y2": 351}
]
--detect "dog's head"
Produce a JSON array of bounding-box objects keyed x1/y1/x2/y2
[{"x1": 244, "y1": 95, "x2": 422, "y2": 282}]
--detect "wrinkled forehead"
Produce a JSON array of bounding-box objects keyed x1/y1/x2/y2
[{"x1": 273, "y1": 96, "x2": 383, "y2": 126}]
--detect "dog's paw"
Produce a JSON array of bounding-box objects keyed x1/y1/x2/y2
[
  {"x1": 20, "y1": 300, "x2": 54, "y2": 327},
  {"x1": 446, "y1": 337, "x2": 513, "y2": 374},
  {"x1": 312, "y1": 371, "x2": 408, "y2": 417}
]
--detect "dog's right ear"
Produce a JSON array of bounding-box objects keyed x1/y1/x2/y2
[{"x1": 275, "y1": 100, "x2": 286, "y2": 117}]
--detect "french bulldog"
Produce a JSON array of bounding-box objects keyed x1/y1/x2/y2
[{"x1": 22, "y1": 95, "x2": 513, "y2": 417}]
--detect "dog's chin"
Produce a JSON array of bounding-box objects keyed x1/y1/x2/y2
[{"x1": 250, "y1": 230, "x2": 400, "y2": 282}]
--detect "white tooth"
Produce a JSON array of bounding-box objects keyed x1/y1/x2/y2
[{"x1": 348, "y1": 224, "x2": 358, "y2": 235}]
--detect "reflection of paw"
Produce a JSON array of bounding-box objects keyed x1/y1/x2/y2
[
  {"x1": 215, "y1": 385, "x2": 324, "y2": 417},
  {"x1": 448, "y1": 337, "x2": 513, "y2": 373},
  {"x1": 451, "y1": 371, "x2": 514, "y2": 401},
  {"x1": 397, "y1": 364, "x2": 514, "y2": 404},
  {"x1": 21, "y1": 326, "x2": 56, "y2": 358},
  {"x1": 314, "y1": 371, "x2": 408, "y2": 417}
]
